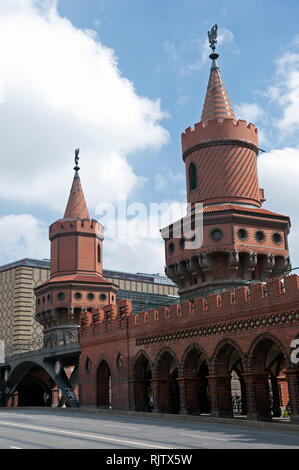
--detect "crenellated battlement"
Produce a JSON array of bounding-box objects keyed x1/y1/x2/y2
[
  {"x1": 80, "y1": 275, "x2": 299, "y2": 339},
  {"x1": 181, "y1": 118, "x2": 258, "y2": 156},
  {"x1": 49, "y1": 218, "x2": 104, "y2": 240}
]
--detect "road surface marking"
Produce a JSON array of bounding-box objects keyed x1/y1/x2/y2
[
  {"x1": 182, "y1": 432, "x2": 230, "y2": 441},
  {"x1": 0, "y1": 420, "x2": 173, "y2": 449},
  {"x1": 103, "y1": 424, "x2": 138, "y2": 430}
]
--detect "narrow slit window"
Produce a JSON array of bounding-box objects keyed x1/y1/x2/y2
[{"x1": 189, "y1": 163, "x2": 197, "y2": 191}]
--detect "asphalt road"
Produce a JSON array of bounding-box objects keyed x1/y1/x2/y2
[{"x1": 0, "y1": 409, "x2": 298, "y2": 450}]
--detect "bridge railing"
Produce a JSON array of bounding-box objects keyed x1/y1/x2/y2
[{"x1": 4, "y1": 326, "x2": 80, "y2": 360}]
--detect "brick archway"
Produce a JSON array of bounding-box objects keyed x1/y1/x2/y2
[
  {"x1": 181, "y1": 343, "x2": 210, "y2": 414},
  {"x1": 210, "y1": 338, "x2": 246, "y2": 418},
  {"x1": 96, "y1": 360, "x2": 111, "y2": 408},
  {"x1": 154, "y1": 347, "x2": 180, "y2": 414},
  {"x1": 132, "y1": 351, "x2": 153, "y2": 412},
  {"x1": 246, "y1": 333, "x2": 290, "y2": 421}
]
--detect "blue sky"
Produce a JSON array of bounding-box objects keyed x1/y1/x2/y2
[{"x1": 0, "y1": 0, "x2": 298, "y2": 274}]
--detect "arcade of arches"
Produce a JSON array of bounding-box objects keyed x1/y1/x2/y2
[{"x1": 81, "y1": 333, "x2": 298, "y2": 422}]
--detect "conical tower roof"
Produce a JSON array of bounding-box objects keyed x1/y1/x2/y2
[
  {"x1": 201, "y1": 54, "x2": 236, "y2": 123},
  {"x1": 64, "y1": 150, "x2": 90, "y2": 220}
]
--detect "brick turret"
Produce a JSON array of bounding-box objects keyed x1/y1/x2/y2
[
  {"x1": 162, "y1": 43, "x2": 291, "y2": 300},
  {"x1": 34, "y1": 150, "x2": 118, "y2": 341}
]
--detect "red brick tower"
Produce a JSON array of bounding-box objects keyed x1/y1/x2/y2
[
  {"x1": 35, "y1": 150, "x2": 119, "y2": 341},
  {"x1": 162, "y1": 28, "x2": 291, "y2": 300}
]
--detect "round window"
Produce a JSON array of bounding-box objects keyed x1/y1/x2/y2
[
  {"x1": 87, "y1": 293, "x2": 94, "y2": 300},
  {"x1": 57, "y1": 292, "x2": 65, "y2": 301},
  {"x1": 100, "y1": 294, "x2": 107, "y2": 301},
  {"x1": 255, "y1": 231, "x2": 265, "y2": 242},
  {"x1": 211, "y1": 229, "x2": 223, "y2": 241},
  {"x1": 272, "y1": 233, "x2": 282, "y2": 244},
  {"x1": 238, "y1": 228, "x2": 248, "y2": 240},
  {"x1": 74, "y1": 292, "x2": 82, "y2": 300}
]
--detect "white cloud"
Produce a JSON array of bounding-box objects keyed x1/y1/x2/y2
[
  {"x1": 264, "y1": 40, "x2": 299, "y2": 135},
  {"x1": 104, "y1": 238, "x2": 165, "y2": 274},
  {"x1": 154, "y1": 170, "x2": 185, "y2": 192},
  {"x1": 258, "y1": 147, "x2": 299, "y2": 268},
  {"x1": 0, "y1": 214, "x2": 49, "y2": 264},
  {"x1": 99, "y1": 198, "x2": 188, "y2": 273},
  {"x1": 0, "y1": 0, "x2": 169, "y2": 213},
  {"x1": 235, "y1": 102, "x2": 269, "y2": 146},
  {"x1": 235, "y1": 102, "x2": 266, "y2": 124}
]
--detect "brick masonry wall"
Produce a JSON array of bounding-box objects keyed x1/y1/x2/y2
[{"x1": 79, "y1": 275, "x2": 299, "y2": 409}]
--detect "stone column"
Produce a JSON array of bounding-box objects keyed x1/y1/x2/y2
[
  {"x1": 286, "y1": 368, "x2": 299, "y2": 424},
  {"x1": 12, "y1": 391, "x2": 19, "y2": 407},
  {"x1": 150, "y1": 377, "x2": 160, "y2": 413},
  {"x1": 180, "y1": 377, "x2": 198, "y2": 415},
  {"x1": 128, "y1": 379, "x2": 136, "y2": 411},
  {"x1": 51, "y1": 386, "x2": 59, "y2": 407},
  {"x1": 208, "y1": 375, "x2": 233, "y2": 418},
  {"x1": 244, "y1": 372, "x2": 272, "y2": 421},
  {"x1": 270, "y1": 375, "x2": 281, "y2": 417},
  {"x1": 176, "y1": 377, "x2": 188, "y2": 415}
]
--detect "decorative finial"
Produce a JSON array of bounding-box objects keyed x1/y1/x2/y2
[
  {"x1": 208, "y1": 24, "x2": 219, "y2": 60},
  {"x1": 74, "y1": 148, "x2": 80, "y2": 174}
]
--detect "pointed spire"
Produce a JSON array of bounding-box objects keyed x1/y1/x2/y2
[
  {"x1": 63, "y1": 149, "x2": 90, "y2": 220},
  {"x1": 201, "y1": 25, "x2": 236, "y2": 124}
]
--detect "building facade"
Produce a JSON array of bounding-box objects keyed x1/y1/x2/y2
[{"x1": 1, "y1": 29, "x2": 299, "y2": 423}]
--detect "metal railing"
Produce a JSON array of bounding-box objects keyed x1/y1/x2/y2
[{"x1": 4, "y1": 326, "x2": 80, "y2": 360}]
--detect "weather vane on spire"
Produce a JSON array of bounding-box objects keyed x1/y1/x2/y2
[
  {"x1": 74, "y1": 148, "x2": 80, "y2": 174},
  {"x1": 208, "y1": 24, "x2": 218, "y2": 53}
]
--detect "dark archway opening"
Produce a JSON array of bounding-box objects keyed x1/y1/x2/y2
[
  {"x1": 183, "y1": 347, "x2": 210, "y2": 415},
  {"x1": 212, "y1": 343, "x2": 246, "y2": 418},
  {"x1": 17, "y1": 374, "x2": 52, "y2": 407},
  {"x1": 133, "y1": 354, "x2": 152, "y2": 412},
  {"x1": 248, "y1": 338, "x2": 289, "y2": 420},
  {"x1": 156, "y1": 351, "x2": 180, "y2": 414},
  {"x1": 97, "y1": 360, "x2": 111, "y2": 408}
]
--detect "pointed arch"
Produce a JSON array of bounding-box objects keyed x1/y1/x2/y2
[
  {"x1": 154, "y1": 346, "x2": 180, "y2": 414},
  {"x1": 96, "y1": 359, "x2": 111, "y2": 408},
  {"x1": 154, "y1": 346, "x2": 180, "y2": 374},
  {"x1": 247, "y1": 332, "x2": 290, "y2": 372},
  {"x1": 211, "y1": 338, "x2": 245, "y2": 375},
  {"x1": 132, "y1": 350, "x2": 153, "y2": 412},
  {"x1": 181, "y1": 342, "x2": 211, "y2": 415},
  {"x1": 181, "y1": 342, "x2": 209, "y2": 373}
]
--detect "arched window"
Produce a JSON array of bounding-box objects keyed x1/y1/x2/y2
[
  {"x1": 189, "y1": 163, "x2": 197, "y2": 191},
  {"x1": 97, "y1": 244, "x2": 101, "y2": 264}
]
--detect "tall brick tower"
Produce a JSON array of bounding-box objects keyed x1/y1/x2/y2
[
  {"x1": 35, "y1": 150, "x2": 119, "y2": 343},
  {"x1": 162, "y1": 25, "x2": 291, "y2": 301}
]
